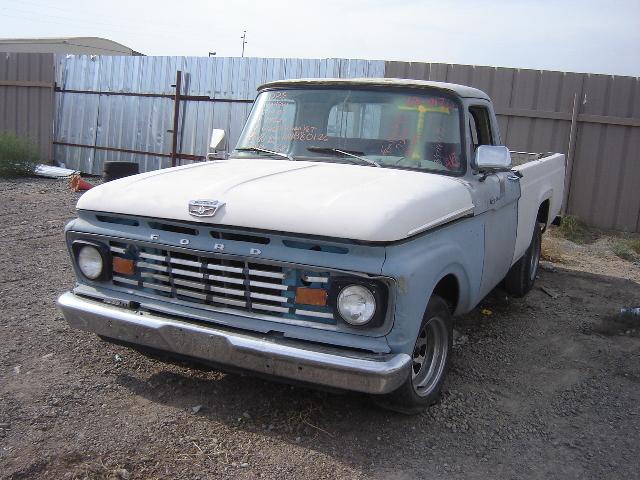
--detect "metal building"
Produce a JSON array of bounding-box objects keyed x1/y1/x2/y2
[
  {"x1": 0, "y1": 52, "x2": 55, "y2": 162},
  {"x1": 0, "y1": 37, "x2": 143, "y2": 56}
]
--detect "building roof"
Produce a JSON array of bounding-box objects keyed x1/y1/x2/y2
[
  {"x1": 0, "y1": 37, "x2": 143, "y2": 56},
  {"x1": 258, "y1": 77, "x2": 490, "y2": 100}
]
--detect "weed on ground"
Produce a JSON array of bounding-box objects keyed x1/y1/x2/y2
[{"x1": 0, "y1": 132, "x2": 39, "y2": 177}]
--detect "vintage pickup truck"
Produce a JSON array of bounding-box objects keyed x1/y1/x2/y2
[{"x1": 58, "y1": 78, "x2": 565, "y2": 411}]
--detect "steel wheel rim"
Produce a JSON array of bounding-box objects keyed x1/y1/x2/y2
[{"x1": 411, "y1": 316, "x2": 448, "y2": 396}]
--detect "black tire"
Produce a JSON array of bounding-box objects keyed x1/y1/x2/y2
[
  {"x1": 374, "y1": 295, "x2": 453, "y2": 414},
  {"x1": 504, "y1": 222, "x2": 542, "y2": 297},
  {"x1": 103, "y1": 161, "x2": 139, "y2": 182}
]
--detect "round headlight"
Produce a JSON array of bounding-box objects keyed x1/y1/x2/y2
[
  {"x1": 337, "y1": 285, "x2": 376, "y2": 325},
  {"x1": 77, "y1": 245, "x2": 104, "y2": 280}
]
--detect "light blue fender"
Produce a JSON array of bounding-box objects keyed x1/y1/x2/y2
[{"x1": 382, "y1": 215, "x2": 485, "y2": 354}]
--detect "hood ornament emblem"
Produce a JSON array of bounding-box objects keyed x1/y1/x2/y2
[{"x1": 188, "y1": 200, "x2": 225, "y2": 217}]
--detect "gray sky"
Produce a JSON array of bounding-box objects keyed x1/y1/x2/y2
[{"x1": 2, "y1": 0, "x2": 639, "y2": 76}]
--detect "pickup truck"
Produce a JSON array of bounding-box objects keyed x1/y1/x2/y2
[{"x1": 57, "y1": 78, "x2": 565, "y2": 412}]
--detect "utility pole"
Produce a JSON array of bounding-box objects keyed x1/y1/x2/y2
[{"x1": 240, "y1": 30, "x2": 247, "y2": 57}]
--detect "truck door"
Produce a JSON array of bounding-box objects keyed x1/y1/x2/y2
[{"x1": 468, "y1": 103, "x2": 521, "y2": 299}]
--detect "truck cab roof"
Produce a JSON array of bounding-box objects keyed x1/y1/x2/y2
[{"x1": 258, "y1": 77, "x2": 490, "y2": 101}]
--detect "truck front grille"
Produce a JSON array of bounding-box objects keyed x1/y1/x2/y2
[{"x1": 109, "y1": 241, "x2": 335, "y2": 325}]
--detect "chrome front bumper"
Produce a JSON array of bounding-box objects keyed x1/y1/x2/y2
[{"x1": 57, "y1": 292, "x2": 411, "y2": 394}]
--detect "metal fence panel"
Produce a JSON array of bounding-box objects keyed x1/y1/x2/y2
[
  {"x1": 54, "y1": 56, "x2": 385, "y2": 175},
  {"x1": 567, "y1": 74, "x2": 640, "y2": 231},
  {"x1": 0, "y1": 52, "x2": 54, "y2": 162},
  {"x1": 384, "y1": 61, "x2": 640, "y2": 232}
]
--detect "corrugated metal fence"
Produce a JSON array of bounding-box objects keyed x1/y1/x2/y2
[
  {"x1": 53, "y1": 56, "x2": 385, "y2": 174},
  {"x1": 385, "y1": 62, "x2": 640, "y2": 232},
  {"x1": 0, "y1": 52, "x2": 54, "y2": 162}
]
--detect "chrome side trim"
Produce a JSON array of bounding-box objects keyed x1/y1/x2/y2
[
  {"x1": 57, "y1": 292, "x2": 410, "y2": 395},
  {"x1": 406, "y1": 206, "x2": 475, "y2": 237}
]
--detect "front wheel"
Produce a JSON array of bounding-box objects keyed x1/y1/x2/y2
[
  {"x1": 375, "y1": 295, "x2": 453, "y2": 414},
  {"x1": 504, "y1": 222, "x2": 543, "y2": 297}
]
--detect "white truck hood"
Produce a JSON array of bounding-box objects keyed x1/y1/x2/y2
[{"x1": 77, "y1": 159, "x2": 474, "y2": 242}]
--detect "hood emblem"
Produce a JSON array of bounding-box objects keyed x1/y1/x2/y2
[{"x1": 188, "y1": 200, "x2": 225, "y2": 217}]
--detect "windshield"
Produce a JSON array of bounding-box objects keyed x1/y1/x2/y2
[{"x1": 234, "y1": 88, "x2": 465, "y2": 175}]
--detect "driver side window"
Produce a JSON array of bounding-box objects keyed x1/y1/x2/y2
[{"x1": 468, "y1": 105, "x2": 494, "y2": 153}]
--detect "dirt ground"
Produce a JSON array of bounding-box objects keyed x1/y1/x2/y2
[{"x1": 1, "y1": 178, "x2": 639, "y2": 480}]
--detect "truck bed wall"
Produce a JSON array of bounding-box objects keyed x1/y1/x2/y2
[{"x1": 512, "y1": 153, "x2": 566, "y2": 264}]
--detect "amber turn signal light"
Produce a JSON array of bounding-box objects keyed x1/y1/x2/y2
[
  {"x1": 295, "y1": 287, "x2": 328, "y2": 306},
  {"x1": 112, "y1": 257, "x2": 135, "y2": 276}
]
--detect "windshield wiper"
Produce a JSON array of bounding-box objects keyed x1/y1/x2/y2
[
  {"x1": 306, "y1": 147, "x2": 380, "y2": 167},
  {"x1": 235, "y1": 147, "x2": 293, "y2": 160}
]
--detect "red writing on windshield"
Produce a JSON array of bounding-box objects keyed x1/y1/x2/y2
[{"x1": 405, "y1": 96, "x2": 454, "y2": 109}]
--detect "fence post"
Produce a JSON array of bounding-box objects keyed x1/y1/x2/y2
[
  {"x1": 170, "y1": 70, "x2": 182, "y2": 167},
  {"x1": 562, "y1": 74, "x2": 585, "y2": 214},
  {"x1": 562, "y1": 92, "x2": 580, "y2": 213}
]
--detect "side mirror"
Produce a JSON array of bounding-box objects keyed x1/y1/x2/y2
[
  {"x1": 207, "y1": 129, "x2": 226, "y2": 160},
  {"x1": 209, "y1": 129, "x2": 226, "y2": 150},
  {"x1": 474, "y1": 145, "x2": 511, "y2": 170}
]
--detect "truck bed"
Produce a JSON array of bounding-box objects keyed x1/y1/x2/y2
[
  {"x1": 510, "y1": 151, "x2": 550, "y2": 166},
  {"x1": 511, "y1": 152, "x2": 566, "y2": 264}
]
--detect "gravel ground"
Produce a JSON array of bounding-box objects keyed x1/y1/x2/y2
[{"x1": 1, "y1": 178, "x2": 639, "y2": 480}]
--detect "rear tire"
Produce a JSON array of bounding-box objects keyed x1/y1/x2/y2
[
  {"x1": 374, "y1": 295, "x2": 453, "y2": 414},
  {"x1": 504, "y1": 222, "x2": 542, "y2": 297}
]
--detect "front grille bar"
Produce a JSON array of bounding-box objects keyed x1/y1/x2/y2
[
  {"x1": 139, "y1": 251, "x2": 285, "y2": 279},
  {"x1": 242, "y1": 261, "x2": 253, "y2": 311},
  {"x1": 110, "y1": 241, "x2": 336, "y2": 324},
  {"x1": 165, "y1": 250, "x2": 177, "y2": 297}
]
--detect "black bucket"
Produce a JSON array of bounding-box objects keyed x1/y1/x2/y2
[{"x1": 103, "y1": 161, "x2": 139, "y2": 182}]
